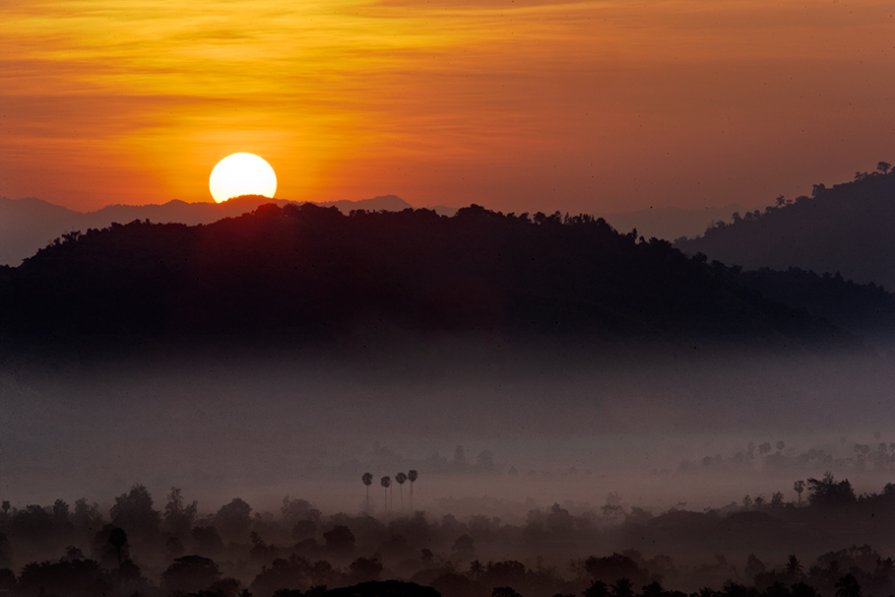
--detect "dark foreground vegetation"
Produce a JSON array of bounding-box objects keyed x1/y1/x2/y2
[
  {"x1": 3, "y1": 201, "x2": 894, "y2": 352},
  {"x1": 2, "y1": 474, "x2": 895, "y2": 597}
]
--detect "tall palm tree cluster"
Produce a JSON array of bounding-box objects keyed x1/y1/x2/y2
[{"x1": 361, "y1": 469, "x2": 419, "y2": 515}]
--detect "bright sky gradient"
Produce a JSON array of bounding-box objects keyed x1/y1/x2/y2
[{"x1": 2, "y1": 0, "x2": 895, "y2": 212}]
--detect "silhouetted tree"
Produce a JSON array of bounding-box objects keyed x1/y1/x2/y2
[
  {"x1": 72, "y1": 499, "x2": 102, "y2": 534},
  {"x1": 408, "y1": 469, "x2": 419, "y2": 510},
  {"x1": 585, "y1": 554, "x2": 649, "y2": 586},
  {"x1": 485, "y1": 560, "x2": 527, "y2": 588},
  {"x1": 835, "y1": 574, "x2": 862, "y2": 597},
  {"x1": 349, "y1": 556, "x2": 383, "y2": 583},
  {"x1": 807, "y1": 473, "x2": 856, "y2": 507},
  {"x1": 381, "y1": 476, "x2": 391, "y2": 515},
  {"x1": 282, "y1": 497, "x2": 322, "y2": 527},
  {"x1": 584, "y1": 580, "x2": 610, "y2": 597},
  {"x1": 612, "y1": 578, "x2": 635, "y2": 597},
  {"x1": 110, "y1": 484, "x2": 160, "y2": 542},
  {"x1": 396, "y1": 472, "x2": 408, "y2": 511},
  {"x1": 164, "y1": 486, "x2": 198, "y2": 538},
  {"x1": 91, "y1": 524, "x2": 129, "y2": 568},
  {"x1": 293, "y1": 518, "x2": 318, "y2": 541},
  {"x1": 745, "y1": 554, "x2": 766, "y2": 578},
  {"x1": 108, "y1": 527, "x2": 127, "y2": 567},
  {"x1": 162, "y1": 555, "x2": 222, "y2": 594},
  {"x1": 785, "y1": 555, "x2": 803, "y2": 581},
  {"x1": 362, "y1": 472, "x2": 373, "y2": 512},
  {"x1": 251, "y1": 555, "x2": 314, "y2": 597},
  {"x1": 215, "y1": 497, "x2": 252, "y2": 540},
  {"x1": 165, "y1": 534, "x2": 184, "y2": 557},
  {"x1": 323, "y1": 525, "x2": 355, "y2": 558},
  {"x1": 452, "y1": 534, "x2": 476, "y2": 561},
  {"x1": 192, "y1": 525, "x2": 225, "y2": 554},
  {"x1": 17, "y1": 557, "x2": 108, "y2": 597}
]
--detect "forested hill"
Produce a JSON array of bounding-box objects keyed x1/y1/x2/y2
[
  {"x1": 0, "y1": 194, "x2": 412, "y2": 266},
  {"x1": 0, "y1": 204, "x2": 860, "y2": 349},
  {"x1": 676, "y1": 165, "x2": 895, "y2": 288}
]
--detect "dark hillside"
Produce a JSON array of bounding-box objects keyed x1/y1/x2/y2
[
  {"x1": 0, "y1": 204, "x2": 851, "y2": 349},
  {"x1": 676, "y1": 165, "x2": 895, "y2": 288}
]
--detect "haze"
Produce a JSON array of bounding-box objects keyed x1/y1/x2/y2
[
  {"x1": 5, "y1": 2, "x2": 895, "y2": 595},
  {"x1": 4, "y1": 338, "x2": 894, "y2": 515}
]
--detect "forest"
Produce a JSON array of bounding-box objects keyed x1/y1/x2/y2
[
  {"x1": 1, "y1": 201, "x2": 891, "y2": 352},
  {"x1": 676, "y1": 164, "x2": 895, "y2": 290},
  {"x1": 6, "y1": 176, "x2": 895, "y2": 597},
  {"x1": 0, "y1": 473, "x2": 893, "y2": 597}
]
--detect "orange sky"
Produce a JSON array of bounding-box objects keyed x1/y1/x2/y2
[{"x1": 2, "y1": 0, "x2": 895, "y2": 213}]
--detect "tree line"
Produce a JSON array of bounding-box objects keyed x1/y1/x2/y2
[{"x1": 2, "y1": 474, "x2": 895, "y2": 596}]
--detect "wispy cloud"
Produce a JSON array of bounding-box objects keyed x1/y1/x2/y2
[{"x1": 2, "y1": 0, "x2": 895, "y2": 210}]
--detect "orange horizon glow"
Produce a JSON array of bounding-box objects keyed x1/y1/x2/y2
[{"x1": 2, "y1": 1, "x2": 895, "y2": 214}]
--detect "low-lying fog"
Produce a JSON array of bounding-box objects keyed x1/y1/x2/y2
[{"x1": 3, "y1": 335, "x2": 894, "y2": 517}]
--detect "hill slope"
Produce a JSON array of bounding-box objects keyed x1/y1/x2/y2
[
  {"x1": 0, "y1": 204, "x2": 857, "y2": 349},
  {"x1": 734, "y1": 268, "x2": 895, "y2": 345},
  {"x1": 0, "y1": 194, "x2": 411, "y2": 266},
  {"x1": 676, "y1": 167, "x2": 895, "y2": 288}
]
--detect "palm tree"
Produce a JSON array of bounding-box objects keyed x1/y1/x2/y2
[
  {"x1": 109, "y1": 527, "x2": 128, "y2": 567},
  {"x1": 361, "y1": 472, "x2": 373, "y2": 512},
  {"x1": 786, "y1": 554, "x2": 803, "y2": 578},
  {"x1": 380, "y1": 476, "x2": 391, "y2": 515},
  {"x1": 395, "y1": 472, "x2": 407, "y2": 511},
  {"x1": 408, "y1": 469, "x2": 418, "y2": 510}
]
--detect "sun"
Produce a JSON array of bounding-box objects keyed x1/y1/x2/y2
[{"x1": 209, "y1": 152, "x2": 277, "y2": 203}]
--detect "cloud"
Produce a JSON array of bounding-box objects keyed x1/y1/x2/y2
[{"x1": 2, "y1": 0, "x2": 895, "y2": 212}]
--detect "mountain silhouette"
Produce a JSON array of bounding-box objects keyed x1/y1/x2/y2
[
  {"x1": 675, "y1": 164, "x2": 895, "y2": 288},
  {"x1": 0, "y1": 194, "x2": 412, "y2": 266},
  {"x1": 0, "y1": 203, "x2": 868, "y2": 350}
]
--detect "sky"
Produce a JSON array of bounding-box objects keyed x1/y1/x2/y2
[{"x1": 2, "y1": 0, "x2": 895, "y2": 213}]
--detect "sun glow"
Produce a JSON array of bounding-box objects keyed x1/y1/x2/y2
[{"x1": 209, "y1": 153, "x2": 278, "y2": 203}]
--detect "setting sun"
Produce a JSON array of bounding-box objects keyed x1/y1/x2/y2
[{"x1": 209, "y1": 153, "x2": 277, "y2": 203}]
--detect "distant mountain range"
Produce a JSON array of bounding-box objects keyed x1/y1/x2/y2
[
  {"x1": 0, "y1": 194, "x2": 415, "y2": 266},
  {"x1": 0, "y1": 202, "x2": 883, "y2": 351},
  {"x1": 676, "y1": 167, "x2": 895, "y2": 289}
]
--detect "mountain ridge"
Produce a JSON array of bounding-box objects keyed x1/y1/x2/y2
[
  {"x1": 0, "y1": 194, "x2": 416, "y2": 266},
  {"x1": 675, "y1": 165, "x2": 895, "y2": 288},
  {"x1": 0, "y1": 203, "x2": 865, "y2": 352}
]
